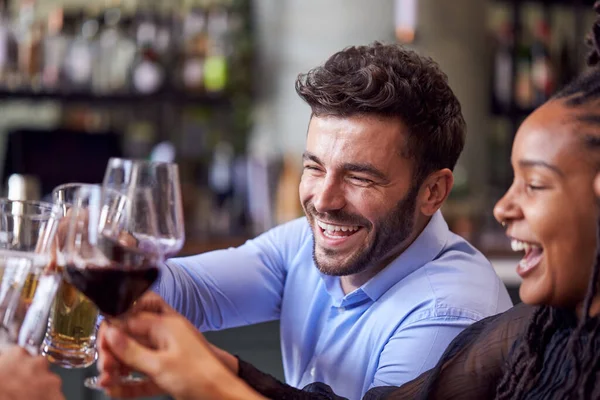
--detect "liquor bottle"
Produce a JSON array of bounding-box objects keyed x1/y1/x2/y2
[
  {"x1": 16, "y1": 0, "x2": 42, "y2": 90},
  {"x1": 493, "y1": 22, "x2": 514, "y2": 111},
  {"x1": 63, "y1": 9, "x2": 99, "y2": 92},
  {"x1": 208, "y1": 140, "x2": 236, "y2": 235},
  {"x1": 42, "y1": 7, "x2": 69, "y2": 91},
  {"x1": 531, "y1": 20, "x2": 555, "y2": 106},
  {"x1": 204, "y1": 3, "x2": 228, "y2": 93},
  {"x1": 180, "y1": 0, "x2": 208, "y2": 92},
  {"x1": 515, "y1": 31, "x2": 533, "y2": 110},
  {"x1": 130, "y1": 0, "x2": 165, "y2": 94},
  {"x1": 94, "y1": 0, "x2": 136, "y2": 94},
  {"x1": 0, "y1": 0, "x2": 18, "y2": 89}
]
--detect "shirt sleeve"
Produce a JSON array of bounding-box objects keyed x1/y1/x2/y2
[
  {"x1": 370, "y1": 315, "x2": 478, "y2": 389},
  {"x1": 155, "y1": 219, "x2": 308, "y2": 331}
]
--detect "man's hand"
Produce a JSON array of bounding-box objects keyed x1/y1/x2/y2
[
  {"x1": 97, "y1": 292, "x2": 242, "y2": 399},
  {"x1": 0, "y1": 346, "x2": 64, "y2": 400},
  {"x1": 99, "y1": 309, "x2": 264, "y2": 400}
]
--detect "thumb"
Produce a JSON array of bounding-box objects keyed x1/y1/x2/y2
[{"x1": 104, "y1": 325, "x2": 161, "y2": 378}]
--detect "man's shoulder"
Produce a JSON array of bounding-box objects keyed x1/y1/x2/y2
[
  {"x1": 381, "y1": 233, "x2": 511, "y2": 320},
  {"x1": 422, "y1": 233, "x2": 511, "y2": 317}
]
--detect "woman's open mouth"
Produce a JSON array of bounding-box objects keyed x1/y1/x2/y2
[{"x1": 511, "y1": 238, "x2": 544, "y2": 277}]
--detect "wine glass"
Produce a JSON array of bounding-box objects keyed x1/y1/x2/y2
[
  {"x1": 0, "y1": 199, "x2": 62, "y2": 355},
  {"x1": 103, "y1": 158, "x2": 185, "y2": 258},
  {"x1": 61, "y1": 185, "x2": 162, "y2": 390},
  {"x1": 42, "y1": 183, "x2": 101, "y2": 368}
]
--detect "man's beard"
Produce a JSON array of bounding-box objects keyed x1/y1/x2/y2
[{"x1": 304, "y1": 184, "x2": 419, "y2": 276}]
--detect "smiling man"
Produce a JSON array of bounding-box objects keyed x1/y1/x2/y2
[{"x1": 155, "y1": 42, "x2": 512, "y2": 400}]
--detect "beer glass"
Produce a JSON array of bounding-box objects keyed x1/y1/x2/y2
[
  {"x1": 0, "y1": 199, "x2": 61, "y2": 355},
  {"x1": 42, "y1": 183, "x2": 101, "y2": 368}
]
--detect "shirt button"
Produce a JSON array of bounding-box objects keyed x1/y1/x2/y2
[{"x1": 310, "y1": 367, "x2": 316, "y2": 376}]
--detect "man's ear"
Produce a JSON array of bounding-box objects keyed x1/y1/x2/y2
[{"x1": 417, "y1": 169, "x2": 454, "y2": 216}]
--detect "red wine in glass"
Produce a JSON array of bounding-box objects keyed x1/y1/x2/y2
[{"x1": 64, "y1": 237, "x2": 160, "y2": 317}]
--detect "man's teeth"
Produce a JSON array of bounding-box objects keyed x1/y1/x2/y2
[
  {"x1": 316, "y1": 221, "x2": 359, "y2": 233},
  {"x1": 510, "y1": 239, "x2": 541, "y2": 252}
]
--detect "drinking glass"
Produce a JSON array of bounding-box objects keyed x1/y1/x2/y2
[
  {"x1": 41, "y1": 183, "x2": 101, "y2": 368},
  {"x1": 0, "y1": 199, "x2": 62, "y2": 355},
  {"x1": 60, "y1": 185, "x2": 161, "y2": 389},
  {"x1": 103, "y1": 158, "x2": 185, "y2": 258}
]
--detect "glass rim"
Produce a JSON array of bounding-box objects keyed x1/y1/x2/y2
[
  {"x1": 52, "y1": 182, "x2": 99, "y2": 194},
  {"x1": 52, "y1": 183, "x2": 101, "y2": 203},
  {"x1": 106, "y1": 157, "x2": 179, "y2": 169},
  {"x1": 0, "y1": 198, "x2": 61, "y2": 219}
]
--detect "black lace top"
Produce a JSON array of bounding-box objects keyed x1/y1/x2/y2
[{"x1": 238, "y1": 303, "x2": 535, "y2": 399}]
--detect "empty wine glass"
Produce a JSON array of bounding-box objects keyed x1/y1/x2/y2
[{"x1": 103, "y1": 158, "x2": 185, "y2": 258}]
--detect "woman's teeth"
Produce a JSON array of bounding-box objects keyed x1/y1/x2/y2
[
  {"x1": 511, "y1": 239, "x2": 541, "y2": 253},
  {"x1": 511, "y1": 239, "x2": 544, "y2": 272}
]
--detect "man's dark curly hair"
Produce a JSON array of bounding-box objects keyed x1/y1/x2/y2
[{"x1": 295, "y1": 41, "x2": 467, "y2": 186}]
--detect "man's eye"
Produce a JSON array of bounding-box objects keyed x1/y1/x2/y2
[{"x1": 350, "y1": 176, "x2": 373, "y2": 185}]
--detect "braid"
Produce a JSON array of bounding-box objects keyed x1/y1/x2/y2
[
  {"x1": 495, "y1": 4, "x2": 600, "y2": 398},
  {"x1": 495, "y1": 306, "x2": 555, "y2": 399}
]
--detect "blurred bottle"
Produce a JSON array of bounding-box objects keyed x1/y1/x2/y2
[
  {"x1": 63, "y1": 9, "x2": 98, "y2": 92},
  {"x1": 130, "y1": 0, "x2": 164, "y2": 94},
  {"x1": 204, "y1": 3, "x2": 228, "y2": 93},
  {"x1": 180, "y1": 0, "x2": 208, "y2": 92},
  {"x1": 275, "y1": 154, "x2": 302, "y2": 224},
  {"x1": 93, "y1": 0, "x2": 136, "y2": 94},
  {"x1": 7, "y1": 174, "x2": 40, "y2": 201},
  {"x1": 17, "y1": 0, "x2": 42, "y2": 90},
  {"x1": 42, "y1": 7, "x2": 68, "y2": 91},
  {"x1": 492, "y1": 22, "x2": 514, "y2": 112},
  {"x1": 531, "y1": 20, "x2": 555, "y2": 107},
  {"x1": 0, "y1": 0, "x2": 18, "y2": 89},
  {"x1": 515, "y1": 30, "x2": 532, "y2": 110},
  {"x1": 208, "y1": 140, "x2": 235, "y2": 235}
]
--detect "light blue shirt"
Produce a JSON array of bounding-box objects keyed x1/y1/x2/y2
[{"x1": 156, "y1": 211, "x2": 512, "y2": 400}]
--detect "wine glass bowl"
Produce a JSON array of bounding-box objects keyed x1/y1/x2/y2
[
  {"x1": 62, "y1": 185, "x2": 161, "y2": 319},
  {"x1": 103, "y1": 158, "x2": 185, "y2": 258}
]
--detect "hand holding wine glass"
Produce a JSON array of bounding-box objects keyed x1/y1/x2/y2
[
  {"x1": 60, "y1": 184, "x2": 163, "y2": 390},
  {"x1": 96, "y1": 293, "x2": 265, "y2": 400}
]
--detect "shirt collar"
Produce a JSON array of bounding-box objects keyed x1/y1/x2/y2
[{"x1": 321, "y1": 210, "x2": 449, "y2": 306}]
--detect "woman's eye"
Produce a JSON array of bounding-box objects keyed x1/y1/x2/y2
[{"x1": 526, "y1": 184, "x2": 546, "y2": 191}]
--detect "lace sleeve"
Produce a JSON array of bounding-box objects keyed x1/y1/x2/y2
[
  {"x1": 238, "y1": 358, "x2": 348, "y2": 400},
  {"x1": 365, "y1": 303, "x2": 535, "y2": 400}
]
